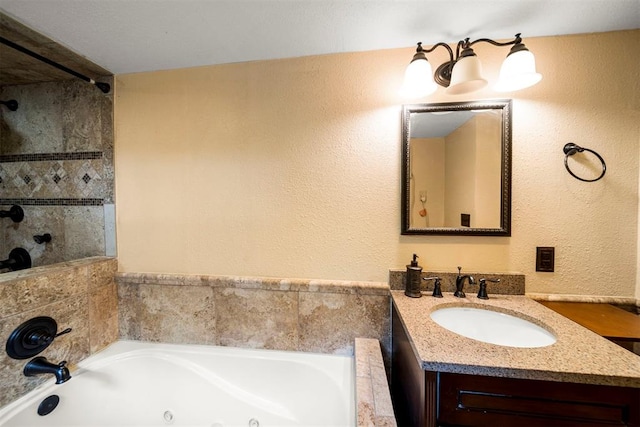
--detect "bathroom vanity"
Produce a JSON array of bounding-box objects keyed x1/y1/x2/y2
[{"x1": 390, "y1": 292, "x2": 640, "y2": 427}]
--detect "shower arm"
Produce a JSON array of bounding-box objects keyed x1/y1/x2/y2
[{"x1": 0, "y1": 36, "x2": 110, "y2": 94}]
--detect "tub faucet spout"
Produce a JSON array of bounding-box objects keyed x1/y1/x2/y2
[
  {"x1": 454, "y1": 266, "x2": 474, "y2": 298},
  {"x1": 24, "y1": 357, "x2": 71, "y2": 384}
]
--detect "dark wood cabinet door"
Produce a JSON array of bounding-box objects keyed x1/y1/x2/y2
[{"x1": 438, "y1": 372, "x2": 640, "y2": 427}]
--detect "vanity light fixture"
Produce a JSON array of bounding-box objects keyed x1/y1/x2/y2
[{"x1": 401, "y1": 33, "x2": 542, "y2": 97}]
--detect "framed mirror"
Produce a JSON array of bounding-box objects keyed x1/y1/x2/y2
[{"x1": 401, "y1": 100, "x2": 512, "y2": 236}]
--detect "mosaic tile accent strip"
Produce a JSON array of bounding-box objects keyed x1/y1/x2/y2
[
  {"x1": 0, "y1": 198, "x2": 103, "y2": 206},
  {"x1": 0, "y1": 151, "x2": 102, "y2": 163},
  {"x1": 0, "y1": 158, "x2": 105, "y2": 199}
]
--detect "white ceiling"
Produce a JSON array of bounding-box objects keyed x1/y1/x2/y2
[
  {"x1": 411, "y1": 110, "x2": 475, "y2": 138},
  {"x1": 0, "y1": 0, "x2": 638, "y2": 75}
]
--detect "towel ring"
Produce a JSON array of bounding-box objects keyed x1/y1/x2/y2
[{"x1": 563, "y1": 143, "x2": 606, "y2": 182}]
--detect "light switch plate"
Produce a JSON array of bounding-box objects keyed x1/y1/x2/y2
[
  {"x1": 461, "y1": 213, "x2": 470, "y2": 227},
  {"x1": 536, "y1": 247, "x2": 555, "y2": 272}
]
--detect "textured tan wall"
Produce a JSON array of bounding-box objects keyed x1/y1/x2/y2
[
  {"x1": 444, "y1": 117, "x2": 477, "y2": 227},
  {"x1": 409, "y1": 137, "x2": 444, "y2": 228},
  {"x1": 115, "y1": 30, "x2": 640, "y2": 297},
  {"x1": 474, "y1": 114, "x2": 502, "y2": 228}
]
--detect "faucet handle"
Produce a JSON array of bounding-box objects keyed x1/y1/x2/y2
[
  {"x1": 6, "y1": 317, "x2": 73, "y2": 360},
  {"x1": 457, "y1": 266, "x2": 462, "y2": 275},
  {"x1": 477, "y1": 278, "x2": 500, "y2": 299},
  {"x1": 27, "y1": 327, "x2": 72, "y2": 346},
  {"x1": 423, "y1": 276, "x2": 443, "y2": 298},
  {"x1": 55, "y1": 328, "x2": 72, "y2": 338}
]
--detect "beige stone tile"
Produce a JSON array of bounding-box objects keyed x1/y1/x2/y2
[
  {"x1": 298, "y1": 292, "x2": 390, "y2": 355},
  {"x1": 215, "y1": 287, "x2": 298, "y2": 350},
  {"x1": 202, "y1": 275, "x2": 284, "y2": 291},
  {"x1": 135, "y1": 284, "x2": 216, "y2": 345},
  {"x1": 62, "y1": 206, "x2": 105, "y2": 260},
  {"x1": 0, "y1": 206, "x2": 66, "y2": 268},
  {"x1": 0, "y1": 284, "x2": 20, "y2": 319},
  {"x1": 355, "y1": 340, "x2": 372, "y2": 377},
  {"x1": 300, "y1": 280, "x2": 389, "y2": 296},
  {"x1": 87, "y1": 258, "x2": 117, "y2": 291},
  {"x1": 116, "y1": 272, "x2": 389, "y2": 294},
  {"x1": 0, "y1": 266, "x2": 88, "y2": 318},
  {"x1": 117, "y1": 282, "x2": 141, "y2": 340},
  {"x1": 373, "y1": 415, "x2": 397, "y2": 427},
  {"x1": 371, "y1": 361, "x2": 395, "y2": 417},
  {"x1": 355, "y1": 338, "x2": 397, "y2": 425},
  {"x1": 116, "y1": 272, "x2": 185, "y2": 286},
  {"x1": 89, "y1": 282, "x2": 118, "y2": 352},
  {"x1": 356, "y1": 374, "x2": 376, "y2": 427},
  {"x1": 388, "y1": 270, "x2": 404, "y2": 291}
]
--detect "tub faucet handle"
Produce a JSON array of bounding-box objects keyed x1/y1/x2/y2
[
  {"x1": 27, "y1": 327, "x2": 72, "y2": 346},
  {"x1": 56, "y1": 328, "x2": 72, "y2": 338},
  {"x1": 6, "y1": 317, "x2": 72, "y2": 360}
]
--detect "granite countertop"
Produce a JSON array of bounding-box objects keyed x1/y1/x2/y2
[{"x1": 391, "y1": 291, "x2": 640, "y2": 388}]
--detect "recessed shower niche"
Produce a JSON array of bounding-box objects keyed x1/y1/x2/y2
[{"x1": 0, "y1": 12, "x2": 115, "y2": 272}]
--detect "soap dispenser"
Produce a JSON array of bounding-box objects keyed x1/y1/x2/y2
[{"x1": 405, "y1": 254, "x2": 423, "y2": 298}]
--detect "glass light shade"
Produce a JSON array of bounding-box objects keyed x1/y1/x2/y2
[
  {"x1": 400, "y1": 57, "x2": 438, "y2": 98},
  {"x1": 446, "y1": 55, "x2": 488, "y2": 95},
  {"x1": 494, "y1": 49, "x2": 542, "y2": 92}
]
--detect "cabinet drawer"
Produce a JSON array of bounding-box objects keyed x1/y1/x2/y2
[{"x1": 438, "y1": 372, "x2": 640, "y2": 427}]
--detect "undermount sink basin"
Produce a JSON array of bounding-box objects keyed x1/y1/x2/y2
[{"x1": 430, "y1": 306, "x2": 556, "y2": 348}]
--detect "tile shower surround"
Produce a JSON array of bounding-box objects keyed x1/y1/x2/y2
[
  {"x1": 0, "y1": 204, "x2": 106, "y2": 270},
  {"x1": 0, "y1": 79, "x2": 113, "y2": 202},
  {"x1": 0, "y1": 79, "x2": 113, "y2": 268},
  {"x1": 0, "y1": 257, "x2": 118, "y2": 407}
]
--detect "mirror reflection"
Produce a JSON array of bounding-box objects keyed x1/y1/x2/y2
[{"x1": 401, "y1": 100, "x2": 511, "y2": 236}]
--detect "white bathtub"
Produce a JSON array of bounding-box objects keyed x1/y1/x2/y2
[{"x1": 0, "y1": 341, "x2": 355, "y2": 427}]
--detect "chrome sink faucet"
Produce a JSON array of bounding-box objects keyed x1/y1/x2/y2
[{"x1": 454, "y1": 266, "x2": 475, "y2": 298}]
